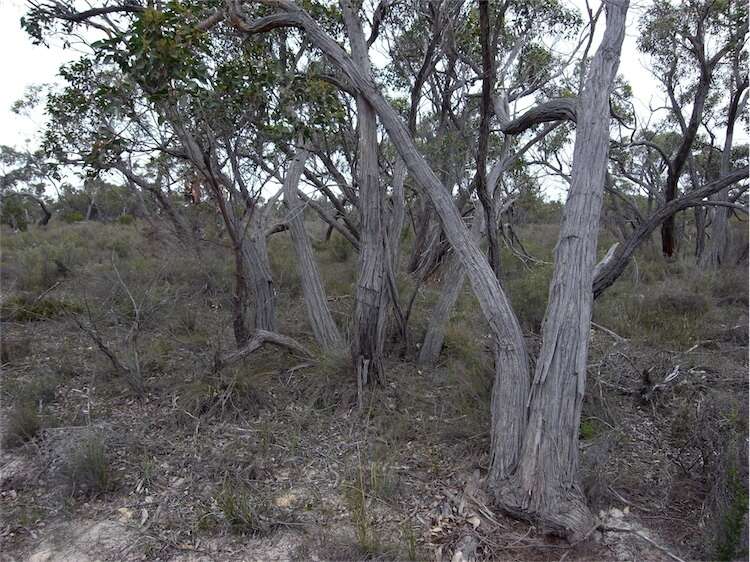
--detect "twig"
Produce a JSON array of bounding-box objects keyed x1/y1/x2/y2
[
  {"x1": 591, "y1": 321, "x2": 626, "y2": 342},
  {"x1": 32, "y1": 281, "x2": 62, "y2": 304},
  {"x1": 599, "y1": 525, "x2": 687, "y2": 562}
]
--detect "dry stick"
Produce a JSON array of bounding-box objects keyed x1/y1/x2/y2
[
  {"x1": 599, "y1": 526, "x2": 687, "y2": 562},
  {"x1": 214, "y1": 329, "x2": 312, "y2": 371},
  {"x1": 32, "y1": 281, "x2": 62, "y2": 304},
  {"x1": 591, "y1": 321, "x2": 626, "y2": 342}
]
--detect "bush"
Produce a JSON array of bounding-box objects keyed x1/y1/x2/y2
[
  {"x1": 117, "y1": 214, "x2": 135, "y2": 225},
  {"x1": 61, "y1": 211, "x2": 85, "y2": 223},
  {"x1": 58, "y1": 433, "x2": 115, "y2": 497},
  {"x1": 328, "y1": 231, "x2": 352, "y2": 263},
  {"x1": 2, "y1": 403, "x2": 41, "y2": 448}
]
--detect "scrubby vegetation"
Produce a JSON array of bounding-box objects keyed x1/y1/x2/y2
[
  {"x1": 1, "y1": 214, "x2": 746, "y2": 560},
  {"x1": 1, "y1": 0, "x2": 748, "y2": 559}
]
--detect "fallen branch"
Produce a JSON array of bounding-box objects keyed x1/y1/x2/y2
[
  {"x1": 599, "y1": 525, "x2": 687, "y2": 562},
  {"x1": 591, "y1": 321, "x2": 626, "y2": 342},
  {"x1": 214, "y1": 330, "x2": 312, "y2": 371}
]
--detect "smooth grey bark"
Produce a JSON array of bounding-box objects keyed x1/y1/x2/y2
[
  {"x1": 493, "y1": 0, "x2": 629, "y2": 541},
  {"x1": 418, "y1": 208, "x2": 483, "y2": 365},
  {"x1": 341, "y1": 0, "x2": 390, "y2": 395},
  {"x1": 282, "y1": 145, "x2": 343, "y2": 351}
]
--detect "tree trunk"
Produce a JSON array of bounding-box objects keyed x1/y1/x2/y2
[
  {"x1": 262, "y1": 0, "x2": 529, "y2": 504},
  {"x1": 283, "y1": 144, "x2": 343, "y2": 351},
  {"x1": 476, "y1": 0, "x2": 501, "y2": 279},
  {"x1": 341, "y1": 1, "x2": 390, "y2": 394},
  {"x1": 418, "y1": 208, "x2": 483, "y2": 365},
  {"x1": 700, "y1": 77, "x2": 747, "y2": 268},
  {"x1": 493, "y1": 0, "x2": 628, "y2": 541},
  {"x1": 245, "y1": 230, "x2": 277, "y2": 333},
  {"x1": 594, "y1": 167, "x2": 749, "y2": 297}
]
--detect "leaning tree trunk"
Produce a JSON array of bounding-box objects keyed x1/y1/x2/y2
[
  {"x1": 258, "y1": 0, "x2": 530, "y2": 484},
  {"x1": 342, "y1": 1, "x2": 390, "y2": 395},
  {"x1": 493, "y1": 0, "x2": 628, "y2": 541},
  {"x1": 593, "y1": 167, "x2": 750, "y2": 298},
  {"x1": 283, "y1": 144, "x2": 343, "y2": 351},
  {"x1": 418, "y1": 208, "x2": 483, "y2": 365}
]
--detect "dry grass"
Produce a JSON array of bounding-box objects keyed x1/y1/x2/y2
[{"x1": 0, "y1": 220, "x2": 746, "y2": 561}]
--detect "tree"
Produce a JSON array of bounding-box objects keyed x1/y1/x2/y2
[{"x1": 638, "y1": 0, "x2": 748, "y2": 257}]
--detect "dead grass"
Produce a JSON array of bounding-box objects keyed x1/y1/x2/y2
[
  {"x1": 57, "y1": 433, "x2": 116, "y2": 498},
  {"x1": 0, "y1": 220, "x2": 746, "y2": 561}
]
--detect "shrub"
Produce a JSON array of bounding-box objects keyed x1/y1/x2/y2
[
  {"x1": 61, "y1": 211, "x2": 85, "y2": 224},
  {"x1": 117, "y1": 214, "x2": 135, "y2": 225},
  {"x1": 2, "y1": 403, "x2": 41, "y2": 448},
  {"x1": 13, "y1": 374, "x2": 58, "y2": 407},
  {"x1": 58, "y1": 433, "x2": 115, "y2": 497},
  {"x1": 328, "y1": 231, "x2": 352, "y2": 263}
]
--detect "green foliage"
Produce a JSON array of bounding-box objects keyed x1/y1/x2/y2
[
  {"x1": 59, "y1": 433, "x2": 116, "y2": 497},
  {"x1": 715, "y1": 466, "x2": 749, "y2": 561},
  {"x1": 579, "y1": 419, "x2": 599, "y2": 441},
  {"x1": 328, "y1": 231, "x2": 352, "y2": 263},
  {"x1": 61, "y1": 210, "x2": 84, "y2": 223}
]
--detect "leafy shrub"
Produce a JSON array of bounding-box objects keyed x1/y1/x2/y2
[
  {"x1": 328, "y1": 231, "x2": 352, "y2": 263},
  {"x1": 506, "y1": 264, "x2": 553, "y2": 333},
  {"x1": 61, "y1": 211, "x2": 85, "y2": 223},
  {"x1": 117, "y1": 214, "x2": 135, "y2": 225}
]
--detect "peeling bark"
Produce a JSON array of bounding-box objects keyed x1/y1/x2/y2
[
  {"x1": 341, "y1": 0, "x2": 390, "y2": 394},
  {"x1": 283, "y1": 144, "x2": 343, "y2": 351},
  {"x1": 493, "y1": 0, "x2": 629, "y2": 541}
]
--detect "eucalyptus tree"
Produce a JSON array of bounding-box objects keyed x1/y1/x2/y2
[
  {"x1": 637, "y1": 0, "x2": 748, "y2": 257},
  {"x1": 0, "y1": 145, "x2": 56, "y2": 227},
  {"x1": 23, "y1": 0, "x2": 707, "y2": 541}
]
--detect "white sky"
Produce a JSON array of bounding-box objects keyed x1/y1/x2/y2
[
  {"x1": 0, "y1": 0, "x2": 736, "y2": 200},
  {"x1": 0, "y1": 1, "x2": 663, "y2": 146}
]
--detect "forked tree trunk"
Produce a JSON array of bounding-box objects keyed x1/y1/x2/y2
[
  {"x1": 342, "y1": 1, "x2": 390, "y2": 393},
  {"x1": 283, "y1": 145, "x2": 343, "y2": 351},
  {"x1": 493, "y1": 0, "x2": 628, "y2": 541},
  {"x1": 418, "y1": 209, "x2": 483, "y2": 365}
]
